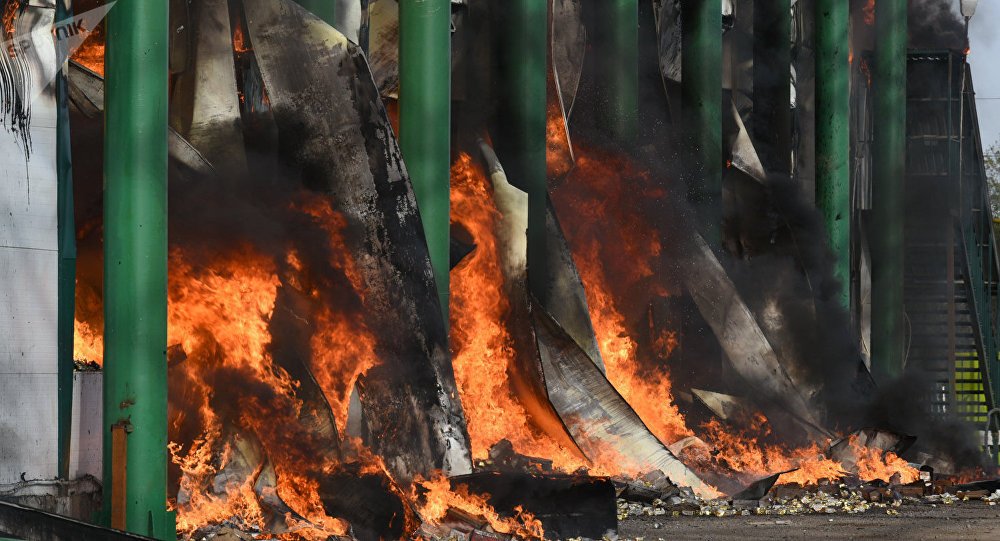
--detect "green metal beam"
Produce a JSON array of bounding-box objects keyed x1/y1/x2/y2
[
  {"x1": 871, "y1": 0, "x2": 907, "y2": 382},
  {"x1": 294, "y1": 0, "x2": 335, "y2": 27},
  {"x1": 55, "y1": 0, "x2": 76, "y2": 482},
  {"x1": 102, "y1": 0, "x2": 173, "y2": 537},
  {"x1": 399, "y1": 0, "x2": 451, "y2": 324},
  {"x1": 595, "y1": 0, "x2": 638, "y2": 143},
  {"x1": 753, "y1": 0, "x2": 791, "y2": 175},
  {"x1": 493, "y1": 0, "x2": 548, "y2": 302},
  {"x1": 815, "y1": 0, "x2": 850, "y2": 308},
  {"x1": 681, "y1": 0, "x2": 722, "y2": 246}
]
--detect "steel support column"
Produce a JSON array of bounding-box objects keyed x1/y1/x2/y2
[
  {"x1": 871, "y1": 0, "x2": 907, "y2": 381},
  {"x1": 399, "y1": 0, "x2": 451, "y2": 324},
  {"x1": 681, "y1": 0, "x2": 722, "y2": 245},
  {"x1": 595, "y1": 0, "x2": 638, "y2": 143},
  {"x1": 815, "y1": 0, "x2": 850, "y2": 308},
  {"x1": 753, "y1": 0, "x2": 791, "y2": 175},
  {"x1": 102, "y1": 0, "x2": 173, "y2": 537},
  {"x1": 294, "y1": 0, "x2": 335, "y2": 26},
  {"x1": 494, "y1": 0, "x2": 548, "y2": 302},
  {"x1": 55, "y1": 0, "x2": 76, "y2": 481}
]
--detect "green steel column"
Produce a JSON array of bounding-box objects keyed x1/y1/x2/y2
[
  {"x1": 399, "y1": 0, "x2": 451, "y2": 324},
  {"x1": 56, "y1": 0, "x2": 76, "y2": 481},
  {"x1": 294, "y1": 0, "x2": 335, "y2": 26},
  {"x1": 681, "y1": 0, "x2": 722, "y2": 245},
  {"x1": 871, "y1": 0, "x2": 907, "y2": 381},
  {"x1": 102, "y1": 0, "x2": 173, "y2": 537},
  {"x1": 814, "y1": 0, "x2": 850, "y2": 308},
  {"x1": 595, "y1": 0, "x2": 638, "y2": 143},
  {"x1": 494, "y1": 0, "x2": 548, "y2": 302},
  {"x1": 753, "y1": 0, "x2": 791, "y2": 175}
]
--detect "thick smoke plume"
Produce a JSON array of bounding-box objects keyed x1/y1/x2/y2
[{"x1": 909, "y1": 0, "x2": 967, "y2": 50}]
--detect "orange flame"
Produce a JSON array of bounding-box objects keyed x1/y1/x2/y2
[
  {"x1": 415, "y1": 474, "x2": 544, "y2": 539},
  {"x1": 552, "y1": 146, "x2": 690, "y2": 446},
  {"x1": 292, "y1": 198, "x2": 380, "y2": 435},
  {"x1": 864, "y1": 0, "x2": 875, "y2": 26},
  {"x1": 73, "y1": 317, "x2": 103, "y2": 365},
  {"x1": 850, "y1": 435, "x2": 919, "y2": 484},
  {"x1": 449, "y1": 153, "x2": 594, "y2": 472}
]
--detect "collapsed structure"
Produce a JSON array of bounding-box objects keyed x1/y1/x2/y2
[{"x1": 1, "y1": 0, "x2": 999, "y2": 539}]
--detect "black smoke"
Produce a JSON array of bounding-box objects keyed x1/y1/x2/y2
[{"x1": 909, "y1": 0, "x2": 967, "y2": 50}]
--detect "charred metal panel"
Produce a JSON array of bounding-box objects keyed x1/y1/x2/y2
[
  {"x1": 531, "y1": 303, "x2": 716, "y2": 497},
  {"x1": 167, "y1": 0, "x2": 247, "y2": 172},
  {"x1": 241, "y1": 0, "x2": 471, "y2": 479}
]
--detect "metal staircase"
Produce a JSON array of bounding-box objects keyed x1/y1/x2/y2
[{"x1": 904, "y1": 52, "x2": 998, "y2": 434}]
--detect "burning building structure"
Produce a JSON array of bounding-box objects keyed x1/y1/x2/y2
[{"x1": 2, "y1": 0, "x2": 1000, "y2": 539}]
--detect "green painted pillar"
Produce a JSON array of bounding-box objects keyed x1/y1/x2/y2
[
  {"x1": 102, "y1": 0, "x2": 173, "y2": 537},
  {"x1": 871, "y1": 0, "x2": 907, "y2": 381},
  {"x1": 595, "y1": 0, "x2": 638, "y2": 143},
  {"x1": 681, "y1": 0, "x2": 722, "y2": 246},
  {"x1": 815, "y1": 0, "x2": 850, "y2": 308},
  {"x1": 753, "y1": 0, "x2": 791, "y2": 175},
  {"x1": 399, "y1": 0, "x2": 451, "y2": 324},
  {"x1": 294, "y1": 0, "x2": 336, "y2": 26},
  {"x1": 493, "y1": 0, "x2": 548, "y2": 302},
  {"x1": 55, "y1": 0, "x2": 76, "y2": 482}
]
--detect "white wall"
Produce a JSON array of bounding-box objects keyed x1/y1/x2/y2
[
  {"x1": 0, "y1": 4, "x2": 60, "y2": 484},
  {"x1": 68, "y1": 372, "x2": 102, "y2": 480}
]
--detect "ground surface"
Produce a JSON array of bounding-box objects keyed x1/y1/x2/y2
[{"x1": 618, "y1": 502, "x2": 1000, "y2": 540}]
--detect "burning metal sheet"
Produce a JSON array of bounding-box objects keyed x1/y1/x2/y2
[
  {"x1": 478, "y1": 139, "x2": 603, "y2": 373},
  {"x1": 681, "y1": 232, "x2": 831, "y2": 441},
  {"x1": 531, "y1": 301, "x2": 717, "y2": 497},
  {"x1": 241, "y1": 0, "x2": 471, "y2": 479},
  {"x1": 476, "y1": 139, "x2": 712, "y2": 496}
]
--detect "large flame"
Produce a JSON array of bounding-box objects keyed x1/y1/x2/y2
[
  {"x1": 449, "y1": 153, "x2": 593, "y2": 472},
  {"x1": 545, "y1": 112, "x2": 920, "y2": 488},
  {"x1": 552, "y1": 147, "x2": 691, "y2": 447}
]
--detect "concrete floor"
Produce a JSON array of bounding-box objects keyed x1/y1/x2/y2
[{"x1": 618, "y1": 501, "x2": 1000, "y2": 540}]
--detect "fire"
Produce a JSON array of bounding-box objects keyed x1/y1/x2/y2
[
  {"x1": 292, "y1": 198, "x2": 379, "y2": 435},
  {"x1": 850, "y1": 435, "x2": 919, "y2": 484},
  {"x1": 71, "y1": 39, "x2": 105, "y2": 76},
  {"x1": 545, "y1": 112, "x2": 923, "y2": 490},
  {"x1": 551, "y1": 146, "x2": 691, "y2": 446},
  {"x1": 2, "y1": 0, "x2": 17, "y2": 55},
  {"x1": 692, "y1": 416, "x2": 844, "y2": 485},
  {"x1": 863, "y1": 0, "x2": 875, "y2": 26},
  {"x1": 546, "y1": 99, "x2": 573, "y2": 179},
  {"x1": 232, "y1": 24, "x2": 251, "y2": 54},
  {"x1": 450, "y1": 153, "x2": 594, "y2": 472},
  {"x1": 73, "y1": 317, "x2": 103, "y2": 365},
  {"x1": 415, "y1": 474, "x2": 544, "y2": 539}
]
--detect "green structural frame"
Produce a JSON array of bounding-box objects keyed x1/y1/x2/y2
[
  {"x1": 494, "y1": 0, "x2": 548, "y2": 303},
  {"x1": 681, "y1": 0, "x2": 722, "y2": 246},
  {"x1": 55, "y1": 0, "x2": 76, "y2": 481},
  {"x1": 871, "y1": 0, "x2": 907, "y2": 382},
  {"x1": 101, "y1": 0, "x2": 174, "y2": 537},
  {"x1": 595, "y1": 0, "x2": 638, "y2": 143},
  {"x1": 399, "y1": 0, "x2": 451, "y2": 324},
  {"x1": 815, "y1": 0, "x2": 850, "y2": 308},
  {"x1": 293, "y1": 0, "x2": 335, "y2": 26}
]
